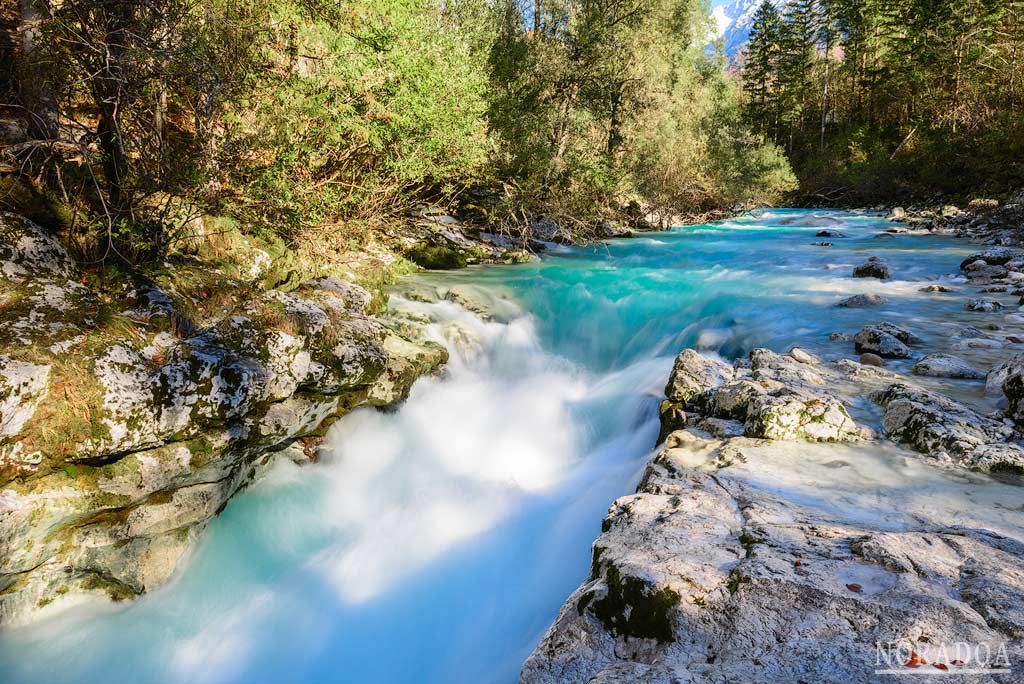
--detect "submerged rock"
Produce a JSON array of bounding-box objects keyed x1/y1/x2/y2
[
  {"x1": 852, "y1": 260, "x2": 891, "y2": 279},
  {"x1": 837, "y1": 293, "x2": 886, "y2": 308},
  {"x1": 966, "y1": 298, "x2": 1004, "y2": 312},
  {"x1": 919, "y1": 283, "x2": 954, "y2": 292},
  {"x1": 912, "y1": 353, "x2": 986, "y2": 379}
]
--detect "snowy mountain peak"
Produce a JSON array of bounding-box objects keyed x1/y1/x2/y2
[{"x1": 712, "y1": 0, "x2": 779, "y2": 59}]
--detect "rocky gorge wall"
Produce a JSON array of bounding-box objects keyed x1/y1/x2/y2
[{"x1": 0, "y1": 213, "x2": 447, "y2": 627}]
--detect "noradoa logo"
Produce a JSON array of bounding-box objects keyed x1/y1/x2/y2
[{"x1": 875, "y1": 638, "x2": 1012, "y2": 675}]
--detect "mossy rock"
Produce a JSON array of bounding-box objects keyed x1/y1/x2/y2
[
  {"x1": 404, "y1": 241, "x2": 468, "y2": 270},
  {"x1": 590, "y1": 564, "x2": 681, "y2": 643}
]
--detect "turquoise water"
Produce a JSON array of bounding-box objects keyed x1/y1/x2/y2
[{"x1": 0, "y1": 210, "x2": 987, "y2": 683}]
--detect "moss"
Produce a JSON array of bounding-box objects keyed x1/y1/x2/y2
[
  {"x1": 591, "y1": 563, "x2": 681, "y2": 643},
  {"x1": 576, "y1": 590, "x2": 596, "y2": 615},
  {"x1": 726, "y1": 569, "x2": 751, "y2": 595},
  {"x1": 404, "y1": 242, "x2": 468, "y2": 270},
  {"x1": 80, "y1": 573, "x2": 138, "y2": 602},
  {"x1": 185, "y1": 436, "x2": 217, "y2": 469},
  {"x1": 590, "y1": 546, "x2": 605, "y2": 579}
]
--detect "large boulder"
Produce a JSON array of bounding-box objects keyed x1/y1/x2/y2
[
  {"x1": 682, "y1": 349, "x2": 861, "y2": 443},
  {"x1": 0, "y1": 212, "x2": 75, "y2": 282},
  {"x1": 912, "y1": 353, "x2": 986, "y2": 379},
  {"x1": 874, "y1": 383, "x2": 1022, "y2": 472}
]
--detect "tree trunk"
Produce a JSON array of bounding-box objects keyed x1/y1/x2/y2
[
  {"x1": 606, "y1": 84, "x2": 624, "y2": 164},
  {"x1": 18, "y1": 0, "x2": 58, "y2": 139}
]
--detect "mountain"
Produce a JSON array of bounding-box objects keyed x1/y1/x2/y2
[{"x1": 711, "y1": 0, "x2": 776, "y2": 59}]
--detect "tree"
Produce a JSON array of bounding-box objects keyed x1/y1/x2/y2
[{"x1": 743, "y1": 0, "x2": 782, "y2": 137}]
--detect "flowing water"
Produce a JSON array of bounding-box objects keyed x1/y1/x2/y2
[{"x1": 2, "y1": 209, "x2": 1022, "y2": 683}]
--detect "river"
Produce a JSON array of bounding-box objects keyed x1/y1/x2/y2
[{"x1": 1, "y1": 208, "x2": 1016, "y2": 684}]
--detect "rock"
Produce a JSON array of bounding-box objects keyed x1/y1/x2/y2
[
  {"x1": 444, "y1": 286, "x2": 495, "y2": 320},
  {"x1": 859, "y1": 353, "x2": 885, "y2": 367},
  {"x1": 697, "y1": 417, "x2": 745, "y2": 439},
  {"x1": 829, "y1": 332, "x2": 852, "y2": 342},
  {"x1": 699, "y1": 379, "x2": 765, "y2": 420},
  {"x1": 688, "y1": 350, "x2": 861, "y2": 443},
  {"x1": 0, "y1": 213, "x2": 75, "y2": 282},
  {"x1": 0, "y1": 219, "x2": 450, "y2": 626},
  {"x1": 529, "y1": 217, "x2": 574, "y2": 244},
  {"x1": 810, "y1": 241, "x2": 832, "y2": 247},
  {"x1": 919, "y1": 283, "x2": 954, "y2": 292},
  {"x1": 889, "y1": 206, "x2": 906, "y2": 219},
  {"x1": 1000, "y1": 356, "x2": 1024, "y2": 426},
  {"x1": 659, "y1": 350, "x2": 733, "y2": 442},
  {"x1": 987, "y1": 354, "x2": 1024, "y2": 395},
  {"x1": 963, "y1": 261, "x2": 1009, "y2": 280},
  {"x1": 787, "y1": 347, "x2": 818, "y2": 364},
  {"x1": 966, "y1": 298, "x2": 1004, "y2": 312},
  {"x1": 748, "y1": 348, "x2": 826, "y2": 386},
  {"x1": 522, "y1": 435, "x2": 1024, "y2": 684},
  {"x1": 837, "y1": 293, "x2": 886, "y2": 308},
  {"x1": 873, "y1": 322, "x2": 923, "y2": 344},
  {"x1": 873, "y1": 232, "x2": 895, "y2": 239},
  {"x1": 960, "y1": 246, "x2": 1024, "y2": 270},
  {"x1": 874, "y1": 384, "x2": 1021, "y2": 472},
  {"x1": 912, "y1": 353, "x2": 986, "y2": 379},
  {"x1": 663, "y1": 350, "x2": 733, "y2": 405},
  {"x1": 852, "y1": 261, "x2": 891, "y2": 279},
  {"x1": 941, "y1": 204, "x2": 961, "y2": 218},
  {"x1": 853, "y1": 325, "x2": 915, "y2": 358},
  {"x1": 968, "y1": 198, "x2": 999, "y2": 212},
  {"x1": 744, "y1": 387, "x2": 860, "y2": 442},
  {"x1": 815, "y1": 230, "x2": 846, "y2": 238}
]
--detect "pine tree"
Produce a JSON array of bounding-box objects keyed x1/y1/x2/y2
[{"x1": 742, "y1": 0, "x2": 782, "y2": 137}]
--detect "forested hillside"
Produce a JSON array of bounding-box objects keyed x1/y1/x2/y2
[
  {"x1": 0, "y1": 0, "x2": 793, "y2": 269},
  {"x1": 739, "y1": 0, "x2": 1024, "y2": 202}
]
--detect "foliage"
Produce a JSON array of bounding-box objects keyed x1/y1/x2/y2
[
  {"x1": 740, "y1": 0, "x2": 1024, "y2": 201},
  {"x1": 220, "y1": 0, "x2": 495, "y2": 240},
  {"x1": 5, "y1": 0, "x2": 798, "y2": 265},
  {"x1": 489, "y1": 0, "x2": 795, "y2": 224}
]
